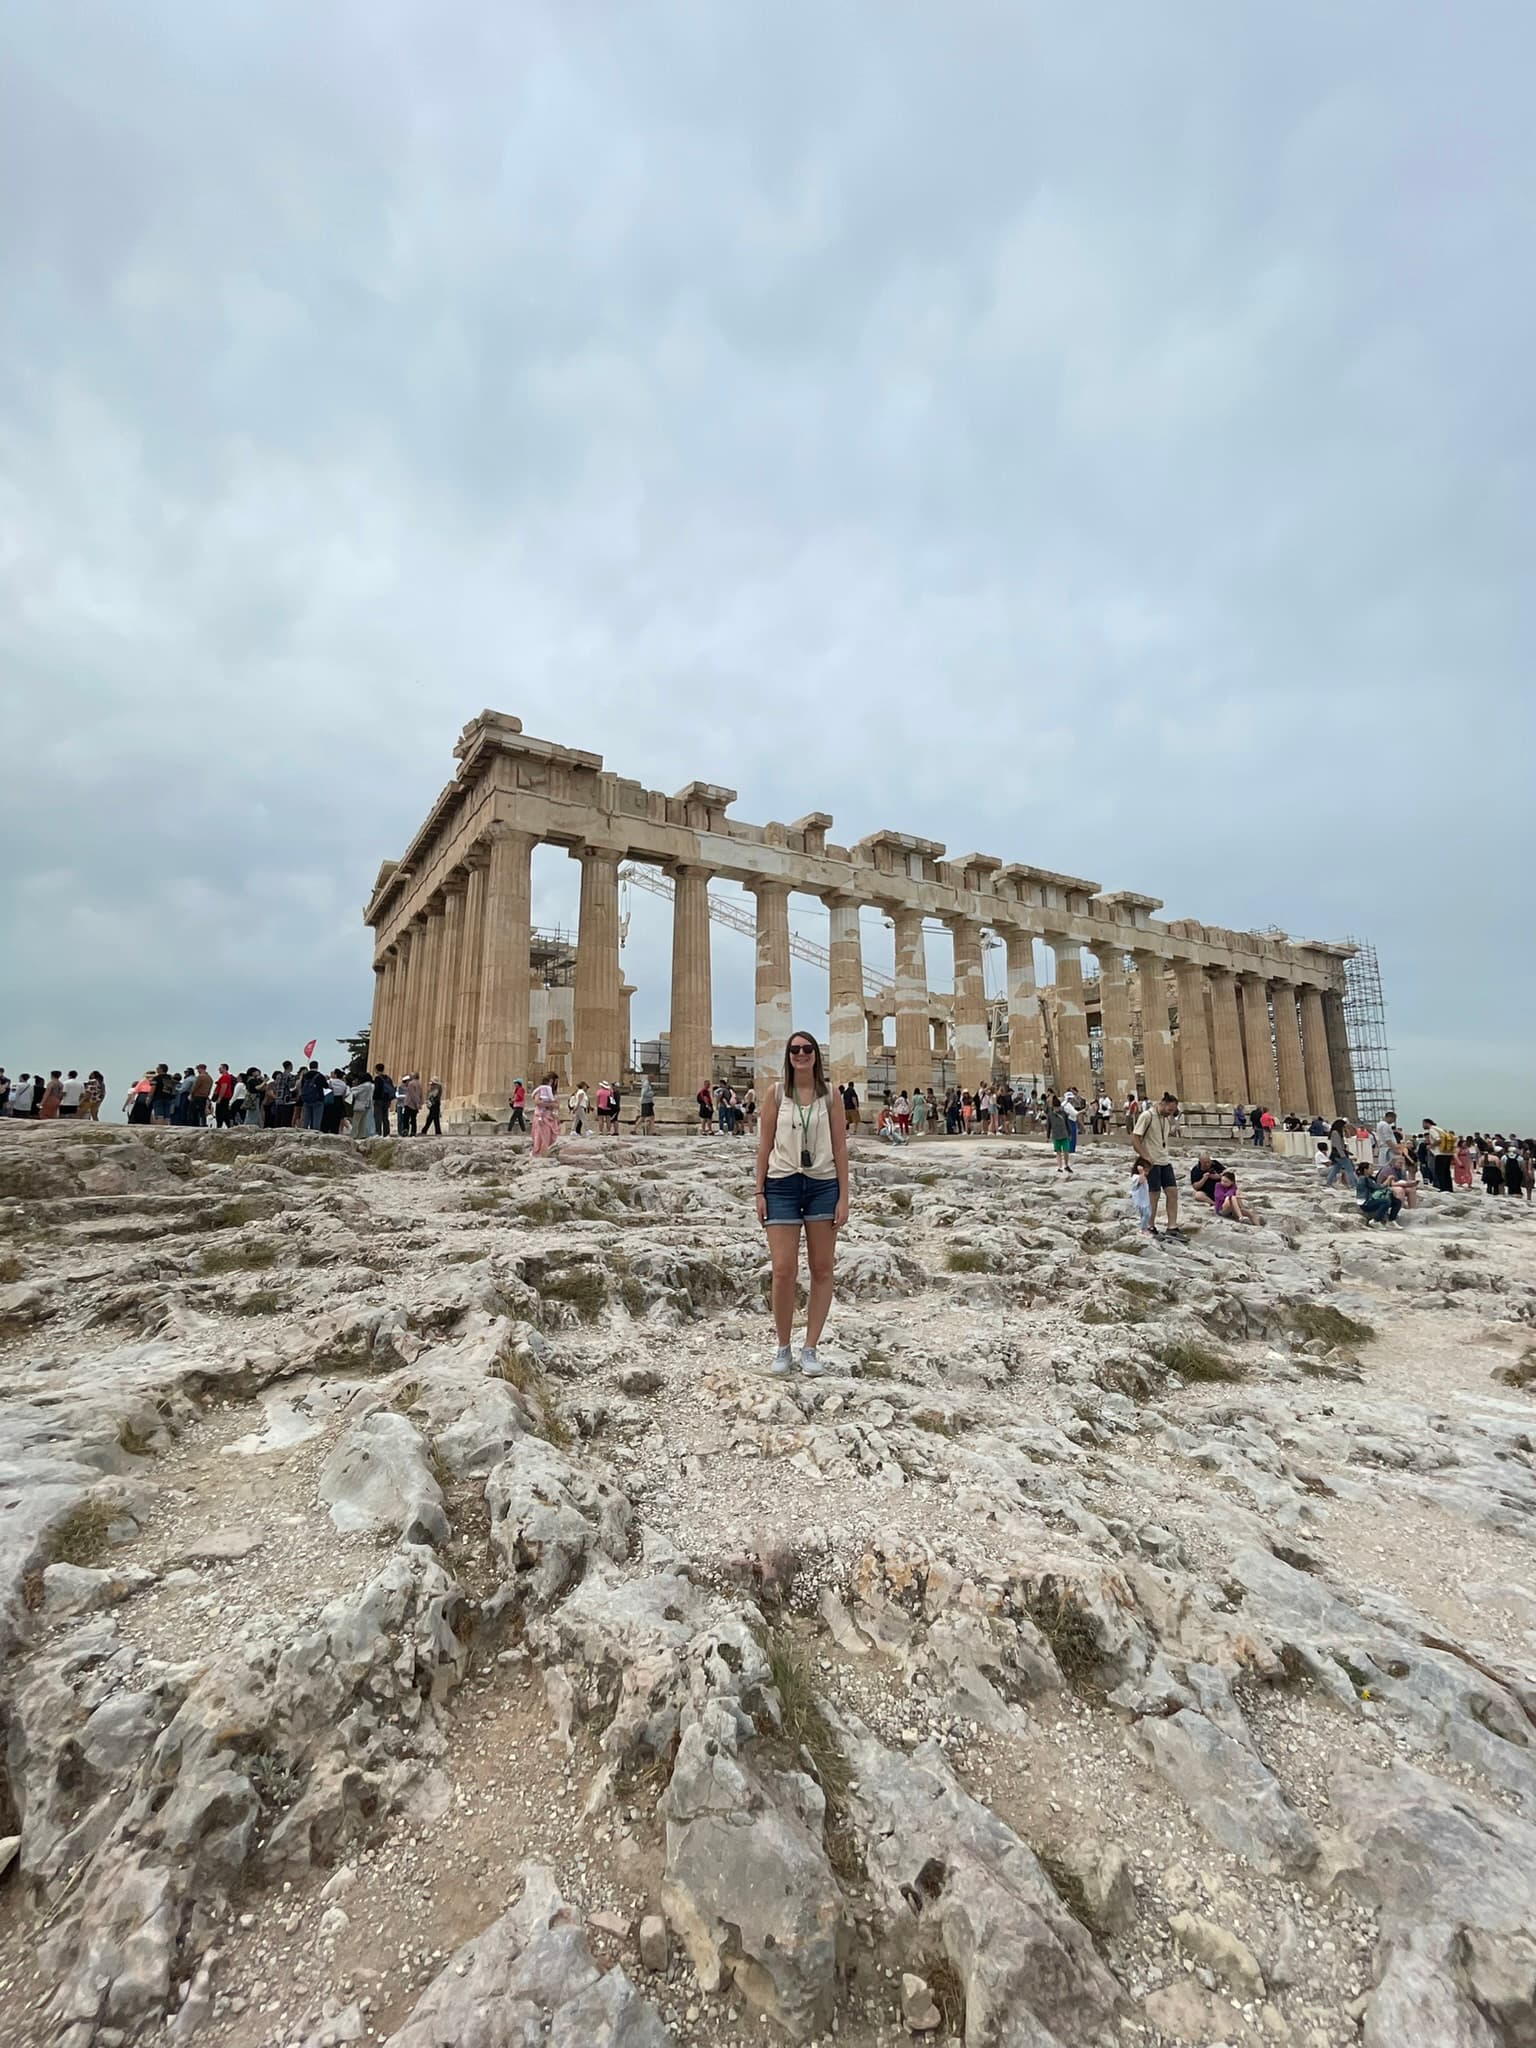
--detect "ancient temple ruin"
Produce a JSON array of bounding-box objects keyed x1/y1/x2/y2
[{"x1": 364, "y1": 712, "x2": 1359, "y2": 1121}]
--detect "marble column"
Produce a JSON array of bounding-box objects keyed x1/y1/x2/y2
[
  {"x1": 1048, "y1": 936, "x2": 1092, "y2": 1095},
  {"x1": 571, "y1": 845, "x2": 624, "y2": 1090},
  {"x1": 401, "y1": 915, "x2": 433, "y2": 1075},
  {"x1": 1133, "y1": 952, "x2": 1177, "y2": 1099},
  {"x1": 372, "y1": 951, "x2": 396, "y2": 1071},
  {"x1": 1299, "y1": 984, "x2": 1335, "y2": 1119},
  {"x1": 948, "y1": 916, "x2": 990, "y2": 1090},
  {"x1": 389, "y1": 931, "x2": 413, "y2": 1074},
  {"x1": 667, "y1": 864, "x2": 714, "y2": 1102},
  {"x1": 455, "y1": 851, "x2": 489, "y2": 1097},
  {"x1": 824, "y1": 895, "x2": 867, "y2": 1092},
  {"x1": 472, "y1": 828, "x2": 535, "y2": 1106},
  {"x1": 867, "y1": 1012, "x2": 886, "y2": 1063},
  {"x1": 1237, "y1": 976, "x2": 1275, "y2": 1104},
  {"x1": 1172, "y1": 962, "x2": 1215, "y2": 1103},
  {"x1": 1003, "y1": 929, "x2": 1045, "y2": 1086},
  {"x1": 1097, "y1": 945, "x2": 1137, "y2": 1101},
  {"x1": 891, "y1": 908, "x2": 930, "y2": 1092},
  {"x1": 1270, "y1": 982, "x2": 1309, "y2": 1116},
  {"x1": 751, "y1": 879, "x2": 793, "y2": 1097},
  {"x1": 436, "y1": 878, "x2": 467, "y2": 1094},
  {"x1": 1207, "y1": 968, "x2": 1247, "y2": 1104},
  {"x1": 1323, "y1": 990, "x2": 1357, "y2": 1122},
  {"x1": 419, "y1": 901, "x2": 449, "y2": 1084}
]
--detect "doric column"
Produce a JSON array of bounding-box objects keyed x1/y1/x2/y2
[
  {"x1": 372, "y1": 951, "x2": 395, "y2": 1070},
  {"x1": 400, "y1": 915, "x2": 432, "y2": 1073},
  {"x1": 1270, "y1": 982, "x2": 1309, "y2": 1116},
  {"x1": 1299, "y1": 984, "x2": 1335, "y2": 1119},
  {"x1": 948, "y1": 916, "x2": 990, "y2": 1090},
  {"x1": 667, "y1": 864, "x2": 714, "y2": 1103},
  {"x1": 1323, "y1": 990, "x2": 1357, "y2": 1122},
  {"x1": 1003, "y1": 929, "x2": 1045, "y2": 1085},
  {"x1": 421, "y1": 899, "x2": 452, "y2": 1085},
  {"x1": 1207, "y1": 968, "x2": 1247, "y2": 1103},
  {"x1": 1133, "y1": 952, "x2": 1177, "y2": 1098},
  {"x1": 473, "y1": 828, "x2": 535, "y2": 1107},
  {"x1": 1047, "y1": 935, "x2": 1092, "y2": 1095},
  {"x1": 436, "y1": 878, "x2": 467, "y2": 1094},
  {"x1": 1173, "y1": 961, "x2": 1215, "y2": 1103},
  {"x1": 890, "y1": 908, "x2": 930, "y2": 1092},
  {"x1": 751, "y1": 879, "x2": 793, "y2": 1096},
  {"x1": 1237, "y1": 975, "x2": 1275, "y2": 1103},
  {"x1": 455, "y1": 850, "x2": 489, "y2": 1098},
  {"x1": 1096, "y1": 944, "x2": 1137, "y2": 1101},
  {"x1": 389, "y1": 931, "x2": 413, "y2": 1073},
  {"x1": 571, "y1": 845, "x2": 624, "y2": 1090},
  {"x1": 824, "y1": 894, "x2": 867, "y2": 1092}
]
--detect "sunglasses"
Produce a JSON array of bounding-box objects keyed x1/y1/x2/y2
[{"x1": 788, "y1": 1044, "x2": 816, "y2": 1057}]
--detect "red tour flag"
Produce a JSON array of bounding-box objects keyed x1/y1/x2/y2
[{"x1": 303, "y1": 1039, "x2": 317, "y2": 1060}]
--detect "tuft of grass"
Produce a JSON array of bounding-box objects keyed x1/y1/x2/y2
[
  {"x1": 367, "y1": 1140, "x2": 401, "y2": 1170},
  {"x1": 1152, "y1": 1339, "x2": 1243, "y2": 1385},
  {"x1": 49, "y1": 1499, "x2": 121, "y2": 1569},
  {"x1": 1036, "y1": 1846, "x2": 1094, "y2": 1930},
  {"x1": 945, "y1": 1248, "x2": 996, "y2": 1274},
  {"x1": 1288, "y1": 1303, "x2": 1375, "y2": 1348},
  {"x1": 0, "y1": 1253, "x2": 24, "y2": 1284},
  {"x1": 209, "y1": 1196, "x2": 271, "y2": 1229},
  {"x1": 1024, "y1": 1578, "x2": 1104, "y2": 1690},
  {"x1": 1493, "y1": 1350, "x2": 1536, "y2": 1391},
  {"x1": 1080, "y1": 1303, "x2": 1123, "y2": 1326},
  {"x1": 117, "y1": 1418, "x2": 157, "y2": 1456},
  {"x1": 911, "y1": 1409, "x2": 958, "y2": 1438},
  {"x1": 200, "y1": 1240, "x2": 279, "y2": 1275},
  {"x1": 230, "y1": 1290, "x2": 284, "y2": 1316},
  {"x1": 495, "y1": 1347, "x2": 574, "y2": 1449},
  {"x1": 764, "y1": 1631, "x2": 861, "y2": 1881},
  {"x1": 518, "y1": 1193, "x2": 573, "y2": 1225},
  {"x1": 536, "y1": 1266, "x2": 607, "y2": 1322},
  {"x1": 246, "y1": 1747, "x2": 305, "y2": 1812},
  {"x1": 924, "y1": 1957, "x2": 966, "y2": 2033}
]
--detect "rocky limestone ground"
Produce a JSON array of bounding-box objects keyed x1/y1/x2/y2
[{"x1": 1, "y1": 1120, "x2": 1535, "y2": 2048}]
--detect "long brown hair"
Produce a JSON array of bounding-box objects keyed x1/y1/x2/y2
[{"x1": 782, "y1": 1031, "x2": 829, "y2": 1099}]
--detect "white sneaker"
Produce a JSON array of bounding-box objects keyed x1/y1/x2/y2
[
  {"x1": 798, "y1": 1346, "x2": 826, "y2": 1377},
  {"x1": 769, "y1": 1346, "x2": 794, "y2": 1377}
]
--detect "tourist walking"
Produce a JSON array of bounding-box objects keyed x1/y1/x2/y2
[
  {"x1": 349, "y1": 1072, "x2": 374, "y2": 1139},
  {"x1": 371, "y1": 1065, "x2": 396, "y2": 1137},
  {"x1": 125, "y1": 1074, "x2": 154, "y2": 1123},
  {"x1": 1453, "y1": 1138, "x2": 1474, "y2": 1189},
  {"x1": 910, "y1": 1088, "x2": 928, "y2": 1138},
  {"x1": 507, "y1": 1080, "x2": 527, "y2": 1133},
  {"x1": 637, "y1": 1077, "x2": 655, "y2": 1136},
  {"x1": 1132, "y1": 1091, "x2": 1182, "y2": 1236},
  {"x1": 569, "y1": 1081, "x2": 589, "y2": 1136},
  {"x1": 531, "y1": 1072, "x2": 560, "y2": 1156},
  {"x1": 421, "y1": 1078, "x2": 443, "y2": 1136},
  {"x1": 1047, "y1": 1095, "x2": 1073, "y2": 1175},
  {"x1": 694, "y1": 1082, "x2": 712, "y2": 1135},
  {"x1": 79, "y1": 1072, "x2": 104, "y2": 1121},
  {"x1": 1324, "y1": 1119, "x2": 1358, "y2": 1190},
  {"x1": 755, "y1": 1031, "x2": 850, "y2": 1379},
  {"x1": 841, "y1": 1081, "x2": 860, "y2": 1134}
]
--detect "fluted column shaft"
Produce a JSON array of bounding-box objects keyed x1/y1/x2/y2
[
  {"x1": 472, "y1": 830, "x2": 535, "y2": 1106},
  {"x1": 890, "y1": 908, "x2": 930, "y2": 1091},
  {"x1": 948, "y1": 916, "x2": 990, "y2": 1090},
  {"x1": 751, "y1": 880, "x2": 793, "y2": 1096},
  {"x1": 422, "y1": 903, "x2": 451, "y2": 1083},
  {"x1": 1237, "y1": 976, "x2": 1275, "y2": 1104},
  {"x1": 1003, "y1": 930, "x2": 1045, "y2": 1085},
  {"x1": 1299, "y1": 984, "x2": 1335, "y2": 1119},
  {"x1": 1173, "y1": 962, "x2": 1215, "y2": 1103},
  {"x1": 667, "y1": 864, "x2": 714, "y2": 1101},
  {"x1": 825, "y1": 896, "x2": 867, "y2": 1092},
  {"x1": 1271, "y1": 982, "x2": 1309, "y2": 1116},
  {"x1": 1048, "y1": 936, "x2": 1092, "y2": 1095},
  {"x1": 389, "y1": 933, "x2": 413, "y2": 1074},
  {"x1": 1097, "y1": 947, "x2": 1137, "y2": 1101},
  {"x1": 402, "y1": 916, "x2": 433, "y2": 1073},
  {"x1": 455, "y1": 854, "x2": 489, "y2": 1099},
  {"x1": 436, "y1": 881, "x2": 467, "y2": 1093},
  {"x1": 1134, "y1": 953, "x2": 1177, "y2": 1098},
  {"x1": 1208, "y1": 968, "x2": 1247, "y2": 1103},
  {"x1": 1323, "y1": 990, "x2": 1357, "y2": 1122},
  {"x1": 373, "y1": 952, "x2": 395, "y2": 1071},
  {"x1": 571, "y1": 846, "x2": 624, "y2": 1089}
]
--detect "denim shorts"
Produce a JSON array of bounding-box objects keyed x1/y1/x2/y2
[{"x1": 763, "y1": 1174, "x2": 840, "y2": 1224}]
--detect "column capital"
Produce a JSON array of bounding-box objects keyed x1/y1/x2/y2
[
  {"x1": 483, "y1": 822, "x2": 538, "y2": 851},
  {"x1": 819, "y1": 887, "x2": 862, "y2": 910},
  {"x1": 748, "y1": 874, "x2": 791, "y2": 899},
  {"x1": 667, "y1": 859, "x2": 714, "y2": 882}
]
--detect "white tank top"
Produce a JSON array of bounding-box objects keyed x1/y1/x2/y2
[{"x1": 768, "y1": 1087, "x2": 836, "y2": 1179}]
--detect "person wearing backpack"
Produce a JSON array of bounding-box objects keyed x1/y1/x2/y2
[
  {"x1": 1425, "y1": 1118, "x2": 1456, "y2": 1194},
  {"x1": 507, "y1": 1080, "x2": 527, "y2": 1134},
  {"x1": 371, "y1": 1064, "x2": 396, "y2": 1138}
]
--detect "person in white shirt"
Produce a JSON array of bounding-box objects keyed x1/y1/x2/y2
[{"x1": 58, "y1": 1071, "x2": 84, "y2": 1117}]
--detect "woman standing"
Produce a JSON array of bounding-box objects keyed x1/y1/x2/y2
[
  {"x1": 531, "y1": 1073, "x2": 561, "y2": 1157},
  {"x1": 1452, "y1": 1139, "x2": 1474, "y2": 1189},
  {"x1": 124, "y1": 1074, "x2": 154, "y2": 1124},
  {"x1": 755, "y1": 1031, "x2": 850, "y2": 1378},
  {"x1": 80, "y1": 1072, "x2": 105, "y2": 1122},
  {"x1": 909, "y1": 1088, "x2": 928, "y2": 1139}
]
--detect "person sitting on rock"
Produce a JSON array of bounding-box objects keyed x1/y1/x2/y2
[
  {"x1": 1189, "y1": 1155, "x2": 1224, "y2": 1204},
  {"x1": 1356, "y1": 1164, "x2": 1402, "y2": 1226},
  {"x1": 1211, "y1": 1169, "x2": 1255, "y2": 1223}
]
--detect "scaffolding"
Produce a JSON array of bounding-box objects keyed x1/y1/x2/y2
[{"x1": 1343, "y1": 936, "x2": 1394, "y2": 1125}]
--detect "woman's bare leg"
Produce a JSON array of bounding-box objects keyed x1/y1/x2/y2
[
  {"x1": 768, "y1": 1225, "x2": 801, "y2": 1346},
  {"x1": 804, "y1": 1220, "x2": 837, "y2": 1345}
]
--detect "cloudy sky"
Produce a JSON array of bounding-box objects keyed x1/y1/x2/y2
[{"x1": 3, "y1": 3, "x2": 1530, "y2": 1125}]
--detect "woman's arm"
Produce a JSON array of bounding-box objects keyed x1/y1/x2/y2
[
  {"x1": 753, "y1": 1087, "x2": 777, "y2": 1223},
  {"x1": 828, "y1": 1091, "x2": 850, "y2": 1227}
]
